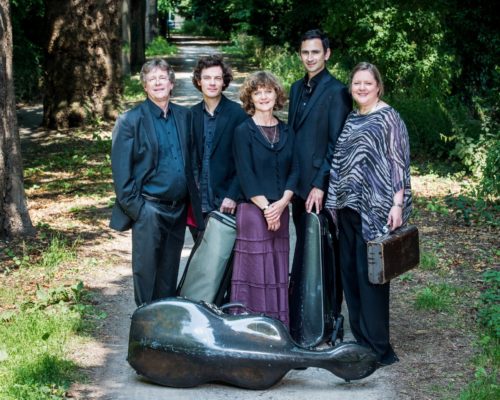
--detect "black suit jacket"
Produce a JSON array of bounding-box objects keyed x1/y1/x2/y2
[
  {"x1": 109, "y1": 100, "x2": 204, "y2": 231},
  {"x1": 191, "y1": 95, "x2": 248, "y2": 207},
  {"x1": 288, "y1": 70, "x2": 352, "y2": 199}
]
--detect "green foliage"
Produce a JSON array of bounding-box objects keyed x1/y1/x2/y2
[
  {"x1": 181, "y1": 19, "x2": 226, "y2": 38},
  {"x1": 458, "y1": 367, "x2": 499, "y2": 400},
  {"x1": 478, "y1": 270, "x2": 500, "y2": 339},
  {"x1": 145, "y1": 36, "x2": 177, "y2": 57},
  {"x1": 123, "y1": 75, "x2": 145, "y2": 103},
  {"x1": 223, "y1": 32, "x2": 262, "y2": 59},
  {"x1": 325, "y1": 0, "x2": 455, "y2": 98},
  {"x1": 420, "y1": 251, "x2": 439, "y2": 271},
  {"x1": 258, "y1": 45, "x2": 304, "y2": 92},
  {"x1": 11, "y1": 0, "x2": 45, "y2": 101},
  {"x1": 445, "y1": 193, "x2": 499, "y2": 227},
  {"x1": 0, "y1": 297, "x2": 88, "y2": 399},
  {"x1": 458, "y1": 270, "x2": 500, "y2": 400},
  {"x1": 415, "y1": 283, "x2": 457, "y2": 312}
]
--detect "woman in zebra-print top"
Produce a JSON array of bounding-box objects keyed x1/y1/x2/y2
[{"x1": 325, "y1": 62, "x2": 412, "y2": 367}]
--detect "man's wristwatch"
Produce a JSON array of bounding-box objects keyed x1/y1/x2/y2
[{"x1": 393, "y1": 202, "x2": 403, "y2": 208}]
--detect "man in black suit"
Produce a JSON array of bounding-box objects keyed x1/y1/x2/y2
[
  {"x1": 190, "y1": 55, "x2": 247, "y2": 237},
  {"x1": 289, "y1": 29, "x2": 351, "y2": 315},
  {"x1": 110, "y1": 58, "x2": 204, "y2": 306}
]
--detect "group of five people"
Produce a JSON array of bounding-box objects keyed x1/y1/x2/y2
[{"x1": 110, "y1": 29, "x2": 412, "y2": 367}]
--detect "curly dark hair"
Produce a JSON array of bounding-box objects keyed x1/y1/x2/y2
[
  {"x1": 239, "y1": 71, "x2": 287, "y2": 116},
  {"x1": 192, "y1": 54, "x2": 233, "y2": 92}
]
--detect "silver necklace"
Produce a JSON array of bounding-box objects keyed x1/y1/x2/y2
[{"x1": 256, "y1": 124, "x2": 278, "y2": 148}]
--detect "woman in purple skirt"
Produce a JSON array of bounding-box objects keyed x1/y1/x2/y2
[{"x1": 231, "y1": 71, "x2": 299, "y2": 327}]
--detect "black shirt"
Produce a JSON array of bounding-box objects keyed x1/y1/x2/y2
[
  {"x1": 200, "y1": 101, "x2": 222, "y2": 212},
  {"x1": 294, "y1": 68, "x2": 329, "y2": 131},
  {"x1": 142, "y1": 99, "x2": 188, "y2": 201}
]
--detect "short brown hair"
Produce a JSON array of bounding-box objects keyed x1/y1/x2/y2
[
  {"x1": 349, "y1": 62, "x2": 385, "y2": 98},
  {"x1": 239, "y1": 71, "x2": 287, "y2": 115},
  {"x1": 192, "y1": 54, "x2": 233, "y2": 92}
]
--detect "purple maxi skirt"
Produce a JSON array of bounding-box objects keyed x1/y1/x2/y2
[{"x1": 230, "y1": 203, "x2": 290, "y2": 327}]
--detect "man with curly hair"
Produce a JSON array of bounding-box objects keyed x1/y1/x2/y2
[{"x1": 190, "y1": 55, "x2": 247, "y2": 237}]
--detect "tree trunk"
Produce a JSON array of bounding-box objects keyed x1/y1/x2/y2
[
  {"x1": 43, "y1": 0, "x2": 122, "y2": 129},
  {"x1": 122, "y1": 0, "x2": 131, "y2": 76},
  {"x1": 145, "y1": 0, "x2": 158, "y2": 44},
  {"x1": 130, "y1": 0, "x2": 146, "y2": 73},
  {"x1": 0, "y1": 0, "x2": 35, "y2": 238}
]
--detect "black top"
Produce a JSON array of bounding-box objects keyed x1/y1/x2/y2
[
  {"x1": 294, "y1": 68, "x2": 329, "y2": 130},
  {"x1": 199, "y1": 101, "x2": 222, "y2": 212},
  {"x1": 233, "y1": 118, "x2": 299, "y2": 202},
  {"x1": 142, "y1": 99, "x2": 188, "y2": 201},
  {"x1": 191, "y1": 95, "x2": 248, "y2": 208}
]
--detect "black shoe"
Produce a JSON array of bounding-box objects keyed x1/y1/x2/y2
[{"x1": 377, "y1": 352, "x2": 399, "y2": 368}]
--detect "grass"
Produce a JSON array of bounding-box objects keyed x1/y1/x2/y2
[
  {"x1": 420, "y1": 250, "x2": 439, "y2": 271},
  {"x1": 0, "y1": 282, "x2": 96, "y2": 399},
  {"x1": 414, "y1": 283, "x2": 458, "y2": 312}
]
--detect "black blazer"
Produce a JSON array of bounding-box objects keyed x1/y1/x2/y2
[
  {"x1": 233, "y1": 118, "x2": 299, "y2": 202},
  {"x1": 191, "y1": 95, "x2": 248, "y2": 206},
  {"x1": 109, "y1": 100, "x2": 204, "y2": 231},
  {"x1": 288, "y1": 70, "x2": 352, "y2": 199}
]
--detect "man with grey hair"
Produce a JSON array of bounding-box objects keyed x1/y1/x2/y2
[{"x1": 110, "y1": 58, "x2": 204, "y2": 306}]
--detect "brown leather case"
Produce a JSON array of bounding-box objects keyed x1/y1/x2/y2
[{"x1": 367, "y1": 225, "x2": 420, "y2": 284}]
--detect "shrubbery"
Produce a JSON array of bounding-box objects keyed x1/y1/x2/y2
[
  {"x1": 145, "y1": 36, "x2": 177, "y2": 57},
  {"x1": 181, "y1": 19, "x2": 226, "y2": 39}
]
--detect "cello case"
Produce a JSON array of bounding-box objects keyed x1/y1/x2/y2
[
  {"x1": 177, "y1": 211, "x2": 236, "y2": 306},
  {"x1": 127, "y1": 298, "x2": 377, "y2": 389},
  {"x1": 289, "y1": 211, "x2": 344, "y2": 348}
]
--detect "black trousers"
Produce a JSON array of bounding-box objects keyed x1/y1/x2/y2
[
  {"x1": 131, "y1": 200, "x2": 187, "y2": 306},
  {"x1": 338, "y1": 207, "x2": 397, "y2": 364},
  {"x1": 292, "y1": 197, "x2": 343, "y2": 316}
]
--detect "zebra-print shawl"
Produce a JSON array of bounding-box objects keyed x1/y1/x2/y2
[{"x1": 325, "y1": 106, "x2": 412, "y2": 241}]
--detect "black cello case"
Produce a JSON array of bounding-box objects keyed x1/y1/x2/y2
[
  {"x1": 127, "y1": 298, "x2": 377, "y2": 389},
  {"x1": 177, "y1": 211, "x2": 236, "y2": 306},
  {"x1": 289, "y1": 210, "x2": 344, "y2": 348}
]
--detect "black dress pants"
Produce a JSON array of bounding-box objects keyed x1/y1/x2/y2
[
  {"x1": 131, "y1": 200, "x2": 187, "y2": 306},
  {"x1": 338, "y1": 207, "x2": 398, "y2": 364}
]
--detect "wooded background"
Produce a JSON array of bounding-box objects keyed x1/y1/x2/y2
[{"x1": 1, "y1": 0, "x2": 499, "y2": 238}]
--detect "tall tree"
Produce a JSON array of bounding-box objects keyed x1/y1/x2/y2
[
  {"x1": 145, "y1": 0, "x2": 158, "y2": 44},
  {"x1": 43, "y1": 0, "x2": 122, "y2": 129},
  {"x1": 0, "y1": 0, "x2": 35, "y2": 238},
  {"x1": 130, "y1": 0, "x2": 146, "y2": 73}
]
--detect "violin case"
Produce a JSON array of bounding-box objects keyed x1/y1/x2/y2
[
  {"x1": 177, "y1": 211, "x2": 236, "y2": 305},
  {"x1": 127, "y1": 298, "x2": 377, "y2": 389},
  {"x1": 289, "y1": 211, "x2": 344, "y2": 348}
]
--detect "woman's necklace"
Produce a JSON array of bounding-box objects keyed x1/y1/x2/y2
[
  {"x1": 253, "y1": 117, "x2": 279, "y2": 148},
  {"x1": 257, "y1": 124, "x2": 278, "y2": 148}
]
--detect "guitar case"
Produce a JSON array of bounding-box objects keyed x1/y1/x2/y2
[
  {"x1": 177, "y1": 211, "x2": 236, "y2": 306},
  {"x1": 289, "y1": 211, "x2": 344, "y2": 348},
  {"x1": 127, "y1": 298, "x2": 377, "y2": 389}
]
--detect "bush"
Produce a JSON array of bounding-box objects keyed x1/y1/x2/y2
[
  {"x1": 145, "y1": 36, "x2": 177, "y2": 57},
  {"x1": 181, "y1": 19, "x2": 226, "y2": 39},
  {"x1": 222, "y1": 33, "x2": 262, "y2": 59},
  {"x1": 258, "y1": 45, "x2": 304, "y2": 92}
]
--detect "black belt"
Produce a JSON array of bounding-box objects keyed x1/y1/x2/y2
[{"x1": 142, "y1": 194, "x2": 185, "y2": 207}]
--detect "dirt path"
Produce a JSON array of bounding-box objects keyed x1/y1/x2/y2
[{"x1": 20, "y1": 37, "x2": 396, "y2": 400}]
